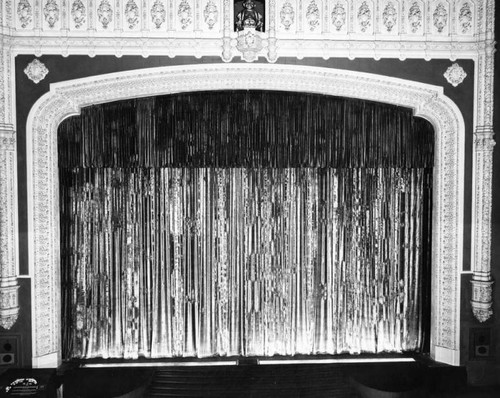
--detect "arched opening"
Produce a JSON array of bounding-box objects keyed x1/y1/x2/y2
[
  {"x1": 26, "y1": 64, "x2": 464, "y2": 367},
  {"x1": 57, "y1": 91, "x2": 434, "y2": 360}
]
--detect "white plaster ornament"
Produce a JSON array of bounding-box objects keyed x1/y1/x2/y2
[
  {"x1": 433, "y1": 3, "x2": 448, "y2": 33},
  {"x1": 71, "y1": 0, "x2": 86, "y2": 28},
  {"x1": 306, "y1": 0, "x2": 320, "y2": 31},
  {"x1": 97, "y1": 0, "x2": 113, "y2": 29},
  {"x1": 17, "y1": 0, "x2": 33, "y2": 28},
  {"x1": 408, "y1": 2, "x2": 422, "y2": 33},
  {"x1": 204, "y1": 1, "x2": 218, "y2": 30},
  {"x1": 280, "y1": 2, "x2": 295, "y2": 31},
  {"x1": 331, "y1": 3, "x2": 346, "y2": 31},
  {"x1": 24, "y1": 59, "x2": 49, "y2": 84},
  {"x1": 43, "y1": 0, "x2": 60, "y2": 28},
  {"x1": 151, "y1": 0, "x2": 166, "y2": 29},
  {"x1": 125, "y1": 0, "x2": 140, "y2": 29},
  {"x1": 178, "y1": 0, "x2": 193, "y2": 30},
  {"x1": 459, "y1": 2, "x2": 473, "y2": 34},
  {"x1": 383, "y1": 2, "x2": 397, "y2": 32},
  {"x1": 444, "y1": 63, "x2": 467, "y2": 87},
  {"x1": 236, "y1": 29, "x2": 264, "y2": 62},
  {"x1": 358, "y1": 1, "x2": 371, "y2": 32}
]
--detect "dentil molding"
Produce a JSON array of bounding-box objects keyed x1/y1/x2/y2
[{"x1": 25, "y1": 63, "x2": 464, "y2": 366}]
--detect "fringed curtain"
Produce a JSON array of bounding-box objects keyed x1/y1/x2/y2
[{"x1": 59, "y1": 91, "x2": 433, "y2": 360}]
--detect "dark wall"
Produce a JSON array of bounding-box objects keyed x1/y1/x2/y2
[{"x1": 11, "y1": 52, "x2": 478, "y2": 369}]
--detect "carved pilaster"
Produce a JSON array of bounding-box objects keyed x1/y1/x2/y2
[
  {"x1": 470, "y1": 0, "x2": 496, "y2": 323},
  {"x1": 221, "y1": 0, "x2": 232, "y2": 61},
  {"x1": 0, "y1": 29, "x2": 20, "y2": 331},
  {"x1": 0, "y1": 128, "x2": 19, "y2": 330},
  {"x1": 267, "y1": 0, "x2": 278, "y2": 62},
  {"x1": 471, "y1": 129, "x2": 495, "y2": 322}
]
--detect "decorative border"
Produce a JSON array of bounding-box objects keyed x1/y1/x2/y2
[{"x1": 25, "y1": 63, "x2": 465, "y2": 367}]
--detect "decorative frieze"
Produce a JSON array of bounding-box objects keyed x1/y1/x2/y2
[{"x1": 7, "y1": 1, "x2": 478, "y2": 40}]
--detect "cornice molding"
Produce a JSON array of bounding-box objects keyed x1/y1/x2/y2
[
  {"x1": 26, "y1": 63, "x2": 464, "y2": 366},
  {"x1": 0, "y1": 1, "x2": 490, "y2": 62}
]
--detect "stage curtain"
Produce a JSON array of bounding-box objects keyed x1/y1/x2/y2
[{"x1": 59, "y1": 91, "x2": 433, "y2": 359}]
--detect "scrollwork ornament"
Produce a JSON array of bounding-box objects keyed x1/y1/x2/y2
[
  {"x1": 306, "y1": 0, "x2": 320, "y2": 31},
  {"x1": 24, "y1": 59, "x2": 49, "y2": 84},
  {"x1": 357, "y1": 1, "x2": 371, "y2": 32},
  {"x1": 459, "y1": 2, "x2": 472, "y2": 34},
  {"x1": 331, "y1": 3, "x2": 346, "y2": 31},
  {"x1": 408, "y1": 2, "x2": 422, "y2": 33},
  {"x1": 433, "y1": 3, "x2": 448, "y2": 33},
  {"x1": 17, "y1": 0, "x2": 33, "y2": 28},
  {"x1": 280, "y1": 1, "x2": 295, "y2": 31},
  {"x1": 444, "y1": 63, "x2": 467, "y2": 87},
  {"x1": 204, "y1": 0, "x2": 218, "y2": 30},
  {"x1": 43, "y1": 0, "x2": 60, "y2": 28},
  {"x1": 150, "y1": 0, "x2": 166, "y2": 29},
  {"x1": 178, "y1": 0, "x2": 192, "y2": 30},
  {"x1": 97, "y1": 0, "x2": 113, "y2": 29},
  {"x1": 124, "y1": 0, "x2": 139, "y2": 29},
  {"x1": 71, "y1": 0, "x2": 86, "y2": 28},
  {"x1": 383, "y1": 2, "x2": 397, "y2": 32},
  {"x1": 236, "y1": 29, "x2": 264, "y2": 62}
]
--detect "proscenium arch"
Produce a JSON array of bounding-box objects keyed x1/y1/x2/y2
[{"x1": 26, "y1": 63, "x2": 465, "y2": 368}]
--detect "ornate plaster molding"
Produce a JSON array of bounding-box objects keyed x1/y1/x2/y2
[
  {"x1": 26, "y1": 63, "x2": 465, "y2": 367},
  {"x1": 24, "y1": 58, "x2": 49, "y2": 84},
  {"x1": 0, "y1": 32, "x2": 19, "y2": 332},
  {"x1": 0, "y1": 1, "x2": 486, "y2": 62},
  {"x1": 444, "y1": 62, "x2": 467, "y2": 87},
  {"x1": 0, "y1": 128, "x2": 19, "y2": 331},
  {"x1": 470, "y1": 0, "x2": 496, "y2": 323}
]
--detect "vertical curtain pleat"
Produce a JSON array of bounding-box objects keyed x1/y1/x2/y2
[{"x1": 59, "y1": 91, "x2": 433, "y2": 360}]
